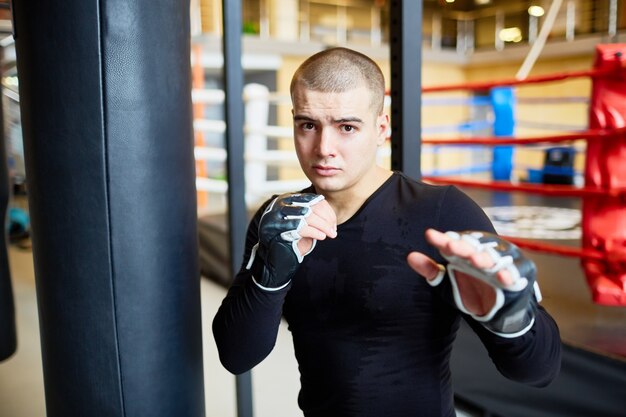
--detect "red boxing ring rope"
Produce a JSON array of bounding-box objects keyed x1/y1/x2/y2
[
  {"x1": 422, "y1": 67, "x2": 620, "y2": 93},
  {"x1": 421, "y1": 127, "x2": 626, "y2": 146},
  {"x1": 384, "y1": 68, "x2": 622, "y2": 97},
  {"x1": 422, "y1": 176, "x2": 626, "y2": 198},
  {"x1": 501, "y1": 237, "x2": 607, "y2": 262}
]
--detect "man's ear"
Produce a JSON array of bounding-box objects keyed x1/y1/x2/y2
[{"x1": 377, "y1": 114, "x2": 390, "y2": 145}]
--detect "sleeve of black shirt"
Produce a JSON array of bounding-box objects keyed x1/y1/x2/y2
[
  {"x1": 212, "y1": 198, "x2": 291, "y2": 375},
  {"x1": 464, "y1": 305, "x2": 561, "y2": 387}
]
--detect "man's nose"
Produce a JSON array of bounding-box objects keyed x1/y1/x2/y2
[{"x1": 316, "y1": 128, "x2": 336, "y2": 157}]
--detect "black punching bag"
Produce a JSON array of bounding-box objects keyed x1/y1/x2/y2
[
  {"x1": 12, "y1": 1, "x2": 205, "y2": 416},
  {"x1": 0, "y1": 53, "x2": 17, "y2": 362}
]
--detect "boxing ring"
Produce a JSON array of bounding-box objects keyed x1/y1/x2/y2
[{"x1": 194, "y1": 44, "x2": 626, "y2": 415}]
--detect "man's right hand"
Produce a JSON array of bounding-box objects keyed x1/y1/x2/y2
[{"x1": 247, "y1": 193, "x2": 337, "y2": 290}]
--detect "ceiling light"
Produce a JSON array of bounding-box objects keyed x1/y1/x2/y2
[
  {"x1": 475, "y1": 0, "x2": 492, "y2": 5},
  {"x1": 528, "y1": 5, "x2": 545, "y2": 17},
  {"x1": 499, "y1": 27, "x2": 523, "y2": 43}
]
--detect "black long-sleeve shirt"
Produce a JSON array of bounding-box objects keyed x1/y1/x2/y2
[{"x1": 213, "y1": 172, "x2": 561, "y2": 417}]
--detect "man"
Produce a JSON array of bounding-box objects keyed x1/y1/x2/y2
[{"x1": 213, "y1": 47, "x2": 561, "y2": 417}]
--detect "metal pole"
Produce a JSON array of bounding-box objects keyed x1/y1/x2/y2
[
  {"x1": 432, "y1": 12, "x2": 442, "y2": 51},
  {"x1": 495, "y1": 10, "x2": 505, "y2": 51},
  {"x1": 337, "y1": 4, "x2": 347, "y2": 44},
  {"x1": 371, "y1": 5, "x2": 382, "y2": 47},
  {"x1": 608, "y1": 0, "x2": 618, "y2": 40},
  {"x1": 565, "y1": 0, "x2": 576, "y2": 41},
  {"x1": 221, "y1": 1, "x2": 254, "y2": 417},
  {"x1": 529, "y1": 15, "x2": 538, "y2": 44},
  {"x1": 389, "y1": 0, "x2": 422, "y2": 179},
  {"x1": 259, "y1": 0, "x2": 270, "y2": 39}
]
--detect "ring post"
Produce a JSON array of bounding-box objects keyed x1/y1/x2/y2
[
  {"x1": 490, "y1": 86, "x2": 515, "y2": 181},
  {"x1": 244, "y1": 83, "x2": 270, "y2": 205},
  {"x1": 582, "y1": 44, "x2": 626, "y2": 306},
  {"x1": 12, "y1": 0, "x2": 205, "y2": 415}
]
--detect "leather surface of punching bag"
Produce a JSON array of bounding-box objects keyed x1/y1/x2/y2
[{"x1": 12, "y1": 0, "x2": 205, "y2": 415}]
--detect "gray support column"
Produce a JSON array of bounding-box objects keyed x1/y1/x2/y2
[
  {"x1": 389, "y1": 0, "x2": 422, "y2": 179},
  {"x1": 12, "y1": 0, "x2": 205, "y2": 415},
  {"x1": 222, "y1": 2, "x2": 254, "y2": 416}
]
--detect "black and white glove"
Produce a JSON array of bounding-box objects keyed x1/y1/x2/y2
[
  {"x1": 428, "y1": 231, "x2": 541, "y2": 338},
  {"x1": 246, "y1": 193, "x2": 325, "y2": 291}
]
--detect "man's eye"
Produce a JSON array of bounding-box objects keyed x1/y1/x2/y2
[
  {"x1": 341, "y1": 125, "x2": 355, "y2": 133},
  {"x1": 302, "y1": 123, "x2": 315, "y2": 131}
]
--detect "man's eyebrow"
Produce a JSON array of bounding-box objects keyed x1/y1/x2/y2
[
  {"x1": 292, "y1": 115, "x2": 364, "y2": 124},
  {"x1": 293, "y1": 115, "x2": 316, "y2": 122},
  {"x1": 334, "y1": 117, "x2": 363, "y2": 124}
]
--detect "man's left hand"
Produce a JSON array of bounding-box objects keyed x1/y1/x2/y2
[
  {"x1": 408, "y1": 229, "x2": 511, "y2": 316},
  {"x1": 407, "y1": 229, "x2": 540, "y2": 338}
]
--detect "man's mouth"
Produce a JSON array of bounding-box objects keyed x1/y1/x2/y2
[{"x1": 312, "y1": 165, "x2": 339, "y2": 176}]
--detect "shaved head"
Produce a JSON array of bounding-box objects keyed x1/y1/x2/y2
[{"x1": 290, "y1": 47, "x2": 386, "y2": 115}]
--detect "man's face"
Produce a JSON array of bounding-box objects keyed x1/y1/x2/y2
[{"x1": 291, "y1": 85, "x2": 389, "y2": 197}]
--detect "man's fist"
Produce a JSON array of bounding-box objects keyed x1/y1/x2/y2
[
  {"x1": 440, "y1": 231, "x2": 540, "y2": 337},
  {"x1": 247, "y1": 193, "x2": 336, "y2": 290},
  {"x1": 408, "y1": 230, "x2": 541, "y2": 338}
]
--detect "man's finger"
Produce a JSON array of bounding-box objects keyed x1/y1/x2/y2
[
  {"x1": 407, "y1": 252, "x2": 444, "y2": 282},
  {"x1": 311, "y1": 200, "x2": 337, "y2": 227},
  {"x1": 424, "y1": 228, "x2": 449, "y2": 247},
  {"x1": 468, "y1": 251, "x2": 495, "y2": 269},
  {"x1": 303, "y1": 212, "x2": 337, "y2": 238},
  {"x1": 298, "y1": 223, "x2": 331, "y2": 241},
  {"x1": 496, "y1": 269, "x2": 514, "y2": 286},
  {"x1": 425, "y1": 229, "x2": 474, "y2": 258}
]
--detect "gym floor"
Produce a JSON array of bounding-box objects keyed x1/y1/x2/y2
[{"x1": 3, "y1": 190, "x2": 624, "y2": 416}]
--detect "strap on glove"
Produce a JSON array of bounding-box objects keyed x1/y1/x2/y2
[
  {"x1": 428, "y1": 231, "x2": 541, "y2": 338},
  {"x1": 246, "y1": 193, "x2": 324, "y2": 290}
]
